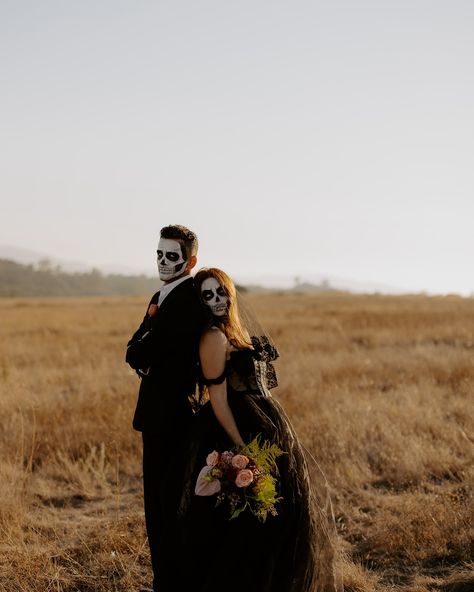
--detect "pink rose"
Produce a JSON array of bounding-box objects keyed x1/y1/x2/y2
[
  {"x1": 231, "y1": 454, "x2": 249, "y2": 469},
  {"x1": 206, "y1": 450, "x2": 220, "y2": 467},
  {"x1": 221, "y1": 451, "x2": 234, "y2": 464},
  {"x1": 195, "y1": 466, "x2": 222, "y2": 496},
  {"x1": 235, "y1": 469, "x2": 254, "y2": 488},
  {"x1": 148, "y1": 303, "x2": 158, "y2": 317}
]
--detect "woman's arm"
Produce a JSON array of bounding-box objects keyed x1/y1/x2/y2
[{"x1": 200, "y1": 329, "x2": 245, "y2": 447}]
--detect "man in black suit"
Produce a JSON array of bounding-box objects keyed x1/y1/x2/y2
[{"x1": 126, "y1": 224, "x2": 207, "y2": 592}]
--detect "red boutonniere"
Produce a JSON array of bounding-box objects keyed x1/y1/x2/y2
[{"x1": 148, "y1": 303, "x2": 158, "y2": 317}]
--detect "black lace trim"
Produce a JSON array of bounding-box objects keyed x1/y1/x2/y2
[
  {"x1": 251, "y1": 335, "x2": 279, "y2": 362},
  {"x1": 250, "y1": 335, "x2": 279, "y2": 390}
]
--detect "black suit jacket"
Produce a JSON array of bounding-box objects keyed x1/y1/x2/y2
[{"x1": 126, "y1": 276, "x2": 207, "y2": 434}]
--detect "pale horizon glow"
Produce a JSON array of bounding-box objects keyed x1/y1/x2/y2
[{"x1": 1, "y1": 1, "x2": 473, "y2": 295}]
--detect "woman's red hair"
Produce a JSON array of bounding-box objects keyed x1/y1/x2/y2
[{"x1": 194, "y1": 268, "x2": 252, "y2": 349}]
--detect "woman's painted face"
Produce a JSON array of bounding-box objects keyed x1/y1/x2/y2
[{"x1": 201, "y1": 278, "x2": 229, "y2": 317}]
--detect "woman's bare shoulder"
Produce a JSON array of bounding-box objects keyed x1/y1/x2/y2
[
  {"x1": 200, "y1": 327, "x2": 228, "y2": 350},
  {"x1": 200, "y1": 327, "x2": 228, "y2": 377}
]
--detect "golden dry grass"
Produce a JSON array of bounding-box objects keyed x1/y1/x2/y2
[{"x1": 0, "y1": 293, "x2": 473, "y2": 591}]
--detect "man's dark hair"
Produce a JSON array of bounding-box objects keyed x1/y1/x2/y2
[{"x1": 160, "y1": 224, "x2": 199, "y2": 259}]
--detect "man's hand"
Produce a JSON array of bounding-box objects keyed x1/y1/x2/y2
[{"x1": 126, "y1": 330, "x2": 154, "y2": 370}]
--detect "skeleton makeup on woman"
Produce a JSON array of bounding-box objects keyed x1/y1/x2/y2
[
  {"x1": 201, "y1": 278, "x2": 229, "y2": 317},
  {"x1": 157, "y1": 238, "x2": 189, "y2": 282}
]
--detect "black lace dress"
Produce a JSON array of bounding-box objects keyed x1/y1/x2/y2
[{"x1": 177, "y1": 339, "x2": 340, "y2": 592}]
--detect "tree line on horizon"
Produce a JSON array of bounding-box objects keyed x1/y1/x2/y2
[
  {"x1": 0, "y1": 259, "x2": 160, "y2": 297},
  {"x1": 0, "y1": 258, "x2": 342, "y2": 298}
]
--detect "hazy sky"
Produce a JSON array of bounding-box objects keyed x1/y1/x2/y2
[{"x1": 1, "y1": 1, "x2": 473, "y2": 294}]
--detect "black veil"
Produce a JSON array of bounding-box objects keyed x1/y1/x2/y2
[{"x1": 234, "y1": 289, "x2": 343, "y2": 592}]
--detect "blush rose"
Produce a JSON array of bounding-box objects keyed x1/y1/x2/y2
[
  {"x1": 206, "y1": 450, "x2": 220, "y2": 467},
  {"x1": 231, "y1": 454, "x2": 249, "y2": 469},
  {"x1": 235, "y1": 469, "x2": 254, "y2": 488}
]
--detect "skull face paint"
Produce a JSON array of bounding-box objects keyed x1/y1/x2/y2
[
  {"x1": 157, "y1": 238, "x2": 188, "y2": 281},
  {"x1": 201, "y1": 278, "x2": 229, "y2": 317}
]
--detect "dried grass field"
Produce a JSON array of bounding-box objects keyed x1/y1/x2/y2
[{"x1": 1, "y1": 293, "x2": 473, "y2": 592}]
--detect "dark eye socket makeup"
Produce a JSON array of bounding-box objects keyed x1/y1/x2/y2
[
  {"x1": 157, "y1": 250, "x2": 163, "y2": 258},
  {"x1": 216, "y1": 287, "x2": 226, "y2": 297},
  {"x1": 166, "y1": 252, "x2": 179, "y2": 262},
  {"x1": 202, "y1": 290, "x2": 214, "y2": 301}
]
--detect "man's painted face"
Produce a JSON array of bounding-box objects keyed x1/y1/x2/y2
[
  {"x1": 201, "y1": 278, "x2": 229, "y2": 317},
  {"x1": 157, "y1": 238, "x2": 188, "y2": 281}
]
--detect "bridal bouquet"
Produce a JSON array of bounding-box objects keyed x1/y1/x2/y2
[{"x1": 194, "y1": 436, "x2": 285, "y2": 522}]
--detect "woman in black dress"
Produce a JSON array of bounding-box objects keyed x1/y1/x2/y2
[{"x1": 178, "y1": 268, "x2": 341, "y2": 592}]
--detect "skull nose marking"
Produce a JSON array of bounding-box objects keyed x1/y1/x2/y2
[{"x1": 215, "y1": 295, "x2": 220, "y2": 302}]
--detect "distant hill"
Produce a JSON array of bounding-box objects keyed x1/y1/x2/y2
[
  {"x1": 290, "y1": 281, "x2": 343, "y2": 293},
  {"x1": 0, "y1": 259, "x2": 160, "y2": 297},
  {"x1": 241, "y1": 280, "x2": 343, "y2": 294},
  {"x1": 0, "y1": 245, "x2": 153, "y2": 276},
  {"x1": 235, "y1": 273, "x2": 406, "y2": 294}
]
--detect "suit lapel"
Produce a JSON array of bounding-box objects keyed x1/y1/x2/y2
[{"x1": 157, "y1": 276, "x2": 194, "y2": 315}]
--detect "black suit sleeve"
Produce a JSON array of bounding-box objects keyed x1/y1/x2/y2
[
  {"x1": 125, "y1": 292, "x2": 159, "y2": 368},
  {"x1": 125, "y1": 294, "x2": 204, "y2": 370}
]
